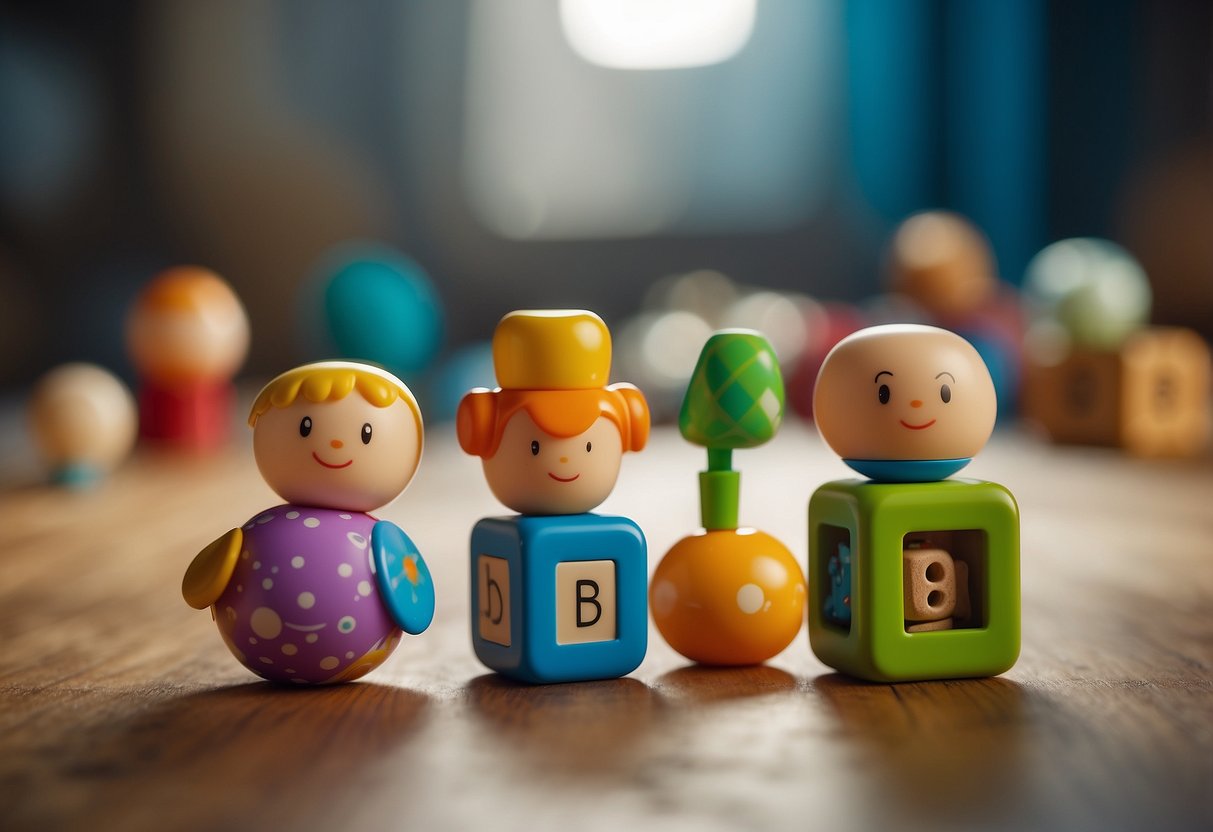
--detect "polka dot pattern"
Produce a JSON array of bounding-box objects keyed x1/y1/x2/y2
[{"x1": 213, "y1": 505, "x2": 402, "y2": 684}]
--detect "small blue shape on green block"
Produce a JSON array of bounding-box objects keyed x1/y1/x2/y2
[
  {"x1": 808, "y1": 478, "x2": 1020, "y2": 682},
  {"x1": 823, "y1": 541, "x2": 851, "y2": 624},
  {"x1": 470, "y1": 513, "x2": 647, "y2": 684}
]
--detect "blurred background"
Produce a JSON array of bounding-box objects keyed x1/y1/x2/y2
[{"x1": 0, "y1": 0, "x2": 1210, "y2": 400}]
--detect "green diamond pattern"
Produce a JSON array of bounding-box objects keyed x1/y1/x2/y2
[{"x1": 679, "y1": 330, "x2": 785, "y2": 449}]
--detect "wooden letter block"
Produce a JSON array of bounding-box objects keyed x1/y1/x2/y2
[
  {"x1": 477, "y1": 555, "x2": 512, "y2": 646},
  {"x1": 555, "y1": 560, "x2": 616, "y2": 645},
  {"x1": 1024, "y1": 327, "x2": 1211, "y2": 456},
  {"x1": 902, "y1": 546, "x2": 957, "y2": 624}
]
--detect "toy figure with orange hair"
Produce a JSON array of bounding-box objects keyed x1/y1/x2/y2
[
  {"x1": 458, "y1": 310, "x2": 651, "y2": 684},
  {"x1": 125, "y1": 266, "x2": 249, "y2": 450}
]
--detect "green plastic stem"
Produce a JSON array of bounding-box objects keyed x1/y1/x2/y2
[
  {"x1": 699, "y1": 469, "x2": 740, "y2": 531},
  {"x1": 707, "y1": 447, "x2": 733, "y2": 472}
]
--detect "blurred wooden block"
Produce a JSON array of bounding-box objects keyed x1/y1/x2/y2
[
  {"x1": 907, "y1": 618, "x2": 954, "y2": 633},
  {"x1": 1024, "y1": 327, "x2": 1211, "y2": 456}
]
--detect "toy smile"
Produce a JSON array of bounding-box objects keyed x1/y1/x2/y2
[
  {"x1": 548, "y1": 472, "x2": 580, "y2": 483},
  {"x1": 899, "y1": 419, "x2": 937, "y2": 430},
  {"x1": 284, "y1": 622, "x2": 326, "y2": 632},
  {"x1": 312, "y1": 452, "x2": 353, "y2": 469}
]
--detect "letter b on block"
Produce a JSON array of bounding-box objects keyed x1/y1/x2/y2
[
  {"x1": 478, "y1": 555, "x2": 512, "y2": 646},
  {"x1": 556, "y1": 560, "x2": 616, "y2": 644}
]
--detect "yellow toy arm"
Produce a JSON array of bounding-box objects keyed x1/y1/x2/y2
[{"x1": 182, "y1": 528, "x2": 242, "y2": 609}]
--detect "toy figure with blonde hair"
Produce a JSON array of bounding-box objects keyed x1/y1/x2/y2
[
  {"x1": 458, "y1": 310, "x2": 650, "y2": 684},
  {"x1": 182, "y1": 361, "x2": 434, "y2": 685}
]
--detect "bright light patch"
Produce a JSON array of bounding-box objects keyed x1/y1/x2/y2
[{"x1": 560, "y1": 0, "x2": 756, "y2": 70}]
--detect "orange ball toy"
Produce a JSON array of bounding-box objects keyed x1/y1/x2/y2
[{"x1": 650, "y1": 529, "x2": 806, "y2": 666}]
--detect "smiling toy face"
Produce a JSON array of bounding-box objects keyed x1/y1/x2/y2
[
  {"x1": 253, "y1": 393, "x2": 421, "y2": 512},
  {"x1": 481, "y1": 410, "x2": 624, "y2": 515},
  {"x1": 813, "y1": 324, "x2": 996, "y2": 462}
]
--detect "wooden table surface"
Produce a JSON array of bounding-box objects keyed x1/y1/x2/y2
[{"x1": 2, "y1": 423, "x2": 1211, "y2": 831}]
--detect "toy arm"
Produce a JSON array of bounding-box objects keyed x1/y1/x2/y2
[
  {"x1": 371, "y1": 520, "x2": 435, "y2": 635},
  {"x1": 182, "y1": 528, "x2": 242, "y2": 609}
]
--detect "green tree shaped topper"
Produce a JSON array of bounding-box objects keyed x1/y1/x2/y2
[{"x1": 679, "y1": 330, "x2": 785, "y2": 530}]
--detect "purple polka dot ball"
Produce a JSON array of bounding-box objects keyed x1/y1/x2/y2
[{"x1": 215, "y1": 506, "x2": 400, "y2": 684}]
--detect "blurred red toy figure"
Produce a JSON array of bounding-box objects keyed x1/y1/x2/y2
[{"x1": 126, "y1": 266, "x2": 249, "y2": 450}]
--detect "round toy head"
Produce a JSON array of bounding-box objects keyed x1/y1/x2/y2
[
  {"x1": 887, "y1": 211, "x2": 997, "y2": 320},
  {"x1": 250, "y1": 362, "x2": 423, "y2": 512},
  {"x1": 813, "y1": 325, "x2": 996, "y2": 470},
  {"x1": 28, "y1": 362, "x2": 137, "y2": 485},
  {"x1": 457, "y1": 310, "x2": 650, "y2": 515},
  {"x1": 126, "y1": 266, "x2": 249, "y2": 383},
  {"x1": 481, "y1": 406, "x2": 627, "y2": 514}
]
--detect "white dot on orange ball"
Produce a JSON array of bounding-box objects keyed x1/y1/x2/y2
[{"x1": 736, "y1": 583, "x2": 765, "y2": 615}]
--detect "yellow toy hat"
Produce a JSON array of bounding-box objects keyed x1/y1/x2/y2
[{"x1": 493, "y1": 310, "x2": 611, "y2": 390}]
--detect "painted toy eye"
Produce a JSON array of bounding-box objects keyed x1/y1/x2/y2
[
  {"x1": 878, "y1": 384, "x2": 890, "y2": 405},
  {"x1": 940, "y1": 384, "x2": 951, "y2": 403},
  {"x1": 300, "y1": 417, "x2": 312, "y2": 437},
  {"x1": 361, "y1": 423, "x2": 372, "y2": 444},
  {"x1": 586, "y1": 441, "x2": 592, "y2": 452},
  {"x1": 531, "y1": 440, "x2": 540, "y2": 456}
]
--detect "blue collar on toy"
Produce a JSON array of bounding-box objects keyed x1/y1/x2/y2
[{"x1": 842, "y1": 458, "x2": 973, "y2": 483}]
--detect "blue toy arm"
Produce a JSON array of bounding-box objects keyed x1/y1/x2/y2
[{"x1": 370, "y1": 520, "x2": 435, "y2": 635}]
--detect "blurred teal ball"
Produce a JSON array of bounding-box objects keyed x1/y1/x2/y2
[
  {"x1": 1023, "y1": 238, "x2": 1151, "y2": 350},
  {"x1": 300, "y1": 244, "x2": 444, "y2": 376}
]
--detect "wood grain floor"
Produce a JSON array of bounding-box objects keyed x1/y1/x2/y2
[{"x1": 2, "y1": 423, "x2": 1210, "y2": 831}]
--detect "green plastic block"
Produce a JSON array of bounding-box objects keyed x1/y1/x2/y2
[{"x1": 808, "y1": 478, "x2": 1020, "y2": 682}]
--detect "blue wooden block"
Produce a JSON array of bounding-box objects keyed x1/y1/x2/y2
[{"x1": 469, "y1": 513, "x2": 647, "y2": 684}]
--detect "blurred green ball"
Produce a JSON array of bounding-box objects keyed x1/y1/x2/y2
[{"x1": 1023, "y1": 238, "x2": 1151, "y2": 350}]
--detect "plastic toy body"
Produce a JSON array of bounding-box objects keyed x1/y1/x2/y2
[
  {"x1": 28, "y1": 363, "x2": 137, "y2": 487},
  {"x1": 183, "y1": 361, "x2": 434, "y2": 685},
  {"x1": 458, "y1": 310, "x2": 650, "y2": 684},
  {"x1": 215, "y1": 506, "x2": 413, "y2": 684},
  {"x1": 469, "y1": 514, "x2": 647, "y2": 684},
  {"x1": 809, "y1": 479, "x2": 1020, "y2": 681},
  {"x1": 649, "y1": 330, "x2": 806, "y2": 666},
  {"x1": 808, "y1": 324, "x2": 1019, "y2": 682},
  {"x1": 136, "y1": 378, "x2": 234, "y2": 450},
  {"x1": 126, "y1": 266, "x2": 249, "y2": 450},
  {"x1": 1023, "y1": 327, "x2": 1210, "y2": 457}
]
